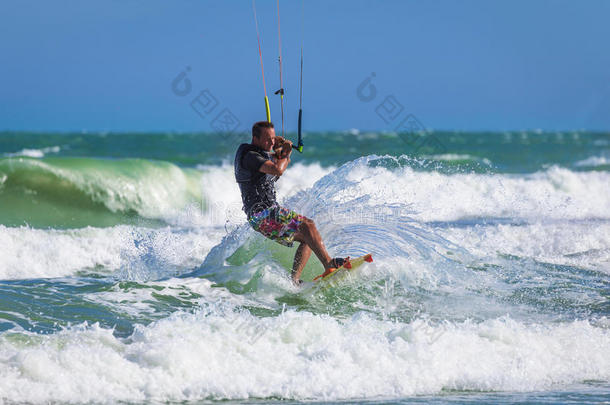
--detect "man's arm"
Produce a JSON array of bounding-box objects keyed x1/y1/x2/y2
[
  {"x1": 260, "y1": 139, "x2": 292, "y2": 176},
  {"x1": 260, "y1": 154, "x2": 290, "y2": 176}
]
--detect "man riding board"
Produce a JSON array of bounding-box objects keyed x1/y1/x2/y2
[{"x1": 234, "y1": 121, "x2": 346, "y2": 284}]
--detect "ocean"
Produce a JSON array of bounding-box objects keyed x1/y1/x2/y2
[{"x1": 0, "y1": 130, "x2": 609, "y2": 404}]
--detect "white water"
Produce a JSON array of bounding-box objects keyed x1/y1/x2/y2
[
  {"x1": 0, "y1": 225, "x2": 220, "y2": 280},
  {"x1": 1, "y1": 157, "x2": 609, "y2": 403},
  {"x1": 2, "y1": 159, "x2": 609, "y2": 280},
  {"x1": 575, "y1": 155, "x2": 610, "y2": 168},
  {"x1": 3, "y1": 145, "x2": 61, "y2": 158},
  {"x1": 331, "y1": 159, "x2": 610, "y2": 222},
  {"x1": 0, "y1": 295, "x2": 608, "y2": 403},
  {"x1": 0, "y1": 163, "x2": 333, "y2": 280},
  {"x1": 439, "y1": 222, "x2": 610, "y2": 273}
]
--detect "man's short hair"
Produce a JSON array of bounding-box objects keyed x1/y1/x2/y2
[{"x1": 252, "y1": 121, "x2": 274, "y2": 138}]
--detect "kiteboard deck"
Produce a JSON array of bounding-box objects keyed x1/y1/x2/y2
[{"x1": 303, "y1": 253, "x2": 373, "y2": 289}]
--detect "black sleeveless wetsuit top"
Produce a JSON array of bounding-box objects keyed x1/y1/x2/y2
[{"x1": 234, "y1": 143, "x2": 278, "y2": 218}]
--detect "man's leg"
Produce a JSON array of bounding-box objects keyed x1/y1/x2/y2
[
  {"x1": 291, "y1": 242, "x2": 312, "y2": 284},
  {"x1": 293, "y1": 218, "x2": 333, "y2": 271}
]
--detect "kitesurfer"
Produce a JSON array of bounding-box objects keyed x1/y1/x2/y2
[{"x1": 234, "y1": 121, "x2": 345, "y2": 284}]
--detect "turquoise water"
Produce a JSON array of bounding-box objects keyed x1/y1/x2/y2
[
  {"x1": 0, "y1": 131, "x2": 609, "y2": 403},
  {"x1": 2, "y1": 130, "x2": 609, "y2": 171}
]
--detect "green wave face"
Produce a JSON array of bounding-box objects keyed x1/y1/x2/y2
[{"x1": 0, "y1": 157, "x2": 203, "y2": 228}]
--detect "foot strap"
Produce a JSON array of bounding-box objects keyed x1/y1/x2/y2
[{"x1": 313, "y1": 257, "x2": 350, "y2": 281}]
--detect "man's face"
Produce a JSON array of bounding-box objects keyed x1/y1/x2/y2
[{"x1": 258, "y1": 127, "x2": 275, "y2": 152}]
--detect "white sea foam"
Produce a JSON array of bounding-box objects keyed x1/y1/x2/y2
[
  {"x1": 3, "y1": 145, "x2": 61, "y2": 158},
  {"x1": 1, "y1": 156, "x2": 609, "y2": 403},
  {"x1": 426, "y1": 153, "x2": 492, "y2": 166},
  {"x1": 83, "y1": 278, "x2": 257, "y2": 320},
  {"x1": 326, "y1": 159, "x2": 610, "y2": 222},
  {"x1": 0, "y1": 225, "x2": 221, "y2": 280},
  {"x1": 438, "y1": 221, "x2": 610, "y2": 273},
  {"x1": 0, "y1": 163, "x2": 331, "y2": 280},
  {"x1": 2, "y1": 159, "x2": 608, "y2": 280},
  {"x1": 574, "y1": 155, "x2": 610, "y2": 167},
  {"x1": 198, "y1": 158, "x2": 610, "y2": 227},
  {"x1": 0, "y1": 303, "x2": 608, "y2": 403}
]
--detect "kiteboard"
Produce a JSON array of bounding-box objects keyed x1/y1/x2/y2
[{"x1": 302, "y1": 253, "x2": 373, "y2": 290}]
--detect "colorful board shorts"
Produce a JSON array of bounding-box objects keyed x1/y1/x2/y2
[{"x1": 248, "y1": 206, "x2": 305, "y2": 247}]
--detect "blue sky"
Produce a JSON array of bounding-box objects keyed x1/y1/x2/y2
[{"x1": 1, "y1": 0, "x2": 609, "y2": 132}]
